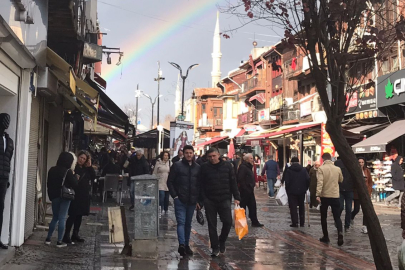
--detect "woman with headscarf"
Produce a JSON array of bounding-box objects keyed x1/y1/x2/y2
[
  {"x1": 63, "y1": 150, "x2": 96, "y2": 244},
  {"x1": 351, "y1": 157, "x2": 373, "y2": 234},
  {"x1": 309, "y1": 161, "x2": 321, "y2": 209},
  {"x1": 45, "y1": 152, "x2": 78, "y2": 247}
]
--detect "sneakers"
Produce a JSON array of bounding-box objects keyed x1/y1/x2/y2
[
  {"x1": 268, "y1": 196, "x2": 275, "y2": 199},
  {"x1": 62, "y1": 236, "x2": 74, "y2": 245},
  {"x1": 290, "y1": 224, "x2": 298, "y2": 228},
  {"x1": 185, "y1": 245, "x2": 194, "y2": 255},
  {"x1": 219, "y1": 242, "x2": 226, "y2": 254},
  {"x1": 316, "y1": 205, "x2": 321, "y2": 211},
  {"x1": 252, "y1": 223, "x2": 264, "y2": 227},
  {"x1": 56, "y1": 241, "x2": 67, "y2": 248},
  {"x1": 71, "y1": 232, "x2": 85, "y2": 243},
  {"x1": 129, "y1": 205, "x2": 134, "y2": 211},
  {"x1": 338, "y1": 233, "x2": 344, "y2": 246},
  {"x1": 361, "y1": 225, "x2": 368, "y2": 234},
  {"x1": 350, "y1": 219, "x2": 354, "y2": 226},
  {"x1": 344, "y1": 227, "x2": 350, "y2": 233},
  {"x1": 319, "y1": 236, "x2": 330, "y2": 244},
  {"x1": 211, "y1": 247, "x2": 220, "y2": 257},
  {"x1": 45, "y1": 238, "x2": 51, "y2": 245},
  {"x1": 178, "y1": 244, "x2": 186, "y2": 256}
]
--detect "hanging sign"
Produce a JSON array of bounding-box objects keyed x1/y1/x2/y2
[{"x1": 321, "y1": 123, "x2": 335, "y2": 161}]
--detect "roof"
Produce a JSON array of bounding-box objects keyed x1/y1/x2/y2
[{"x1": 193, "y1": 88, "x2": 222, "y2": 97}]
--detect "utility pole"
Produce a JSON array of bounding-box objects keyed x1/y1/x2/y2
[
  {"x1": 134, "y1": 85, "x2": 141, "y2": 147},
  {"x1": 154, "y1": 61, "x2": 165, "y2": 125}
]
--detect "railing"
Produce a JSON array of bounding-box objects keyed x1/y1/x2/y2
[
  {"x1": 198, "y1": 119, "x2": 223, "y2": 128},
  {"x1": 241, "y1": 77, "x2": 265, "y2": 93},
  {"x1": 237, "y1": 109, "x2": 258, "y2": 126},
  {"x1": 283, "y1": 104, "x2": 301, "y2": 122}
]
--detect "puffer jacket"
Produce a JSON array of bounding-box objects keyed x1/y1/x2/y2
[
  {"x1": 200, "y1": 159, "x2": 241, "y2": 203},
  {"x1": 237, "y1": 161, "x2": 255, "y2": 195},
  {"x1": 0, "y1": 133, "x2": 14, "y2": 182},
  {"x1": 153, "y1": 159, "x2": 171, "y2": 191},
  {"x1": 167, "y1": 158, "x2": 200, "y2": 205},
  {"x1": 284, "y1": 163, "x2": 310, "y2": 195},
  {"x1": 391, "y1": 156, "x2": 404, "y2": 191}
]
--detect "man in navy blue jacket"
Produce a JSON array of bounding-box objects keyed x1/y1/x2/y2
[{"x1": 261, "y1": 155, "x2": 280, "y2": 198}]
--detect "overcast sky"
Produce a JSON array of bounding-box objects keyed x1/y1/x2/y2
[{"x1": 97, "y1": 0, "x2": 282, "y2": 127}]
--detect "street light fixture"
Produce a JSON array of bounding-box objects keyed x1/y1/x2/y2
[
  {"x1": 168, "y1": 62, "x2": 199, "y2": 120},
  {"x1": 142, "y1": 93, "x2": 163, "y2": 129},
  {"x1": 154, "y1": 61, "x2": 165, "y2": 126}
]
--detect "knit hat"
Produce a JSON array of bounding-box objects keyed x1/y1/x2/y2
[{"x1": 291, "y1": 157, "x2": 299, "y2": 163}]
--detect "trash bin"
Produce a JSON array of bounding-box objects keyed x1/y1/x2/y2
[{"x1": 131, "y1": 174, "x2": 159, "y2": 240}]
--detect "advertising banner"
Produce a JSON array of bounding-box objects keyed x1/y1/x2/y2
[
  {"x1": 321, "y1": 123, "x2": 335, "y2": 160},
  {"x1": 377, "y1": 69, "x2": 405, "y2": 107},
  {"x1": 170, "y1": 121, "x2": 194, "y2": 155},
  {"x1": 257, "y1": 108, "x2": 269, "y2": 122},
  {"x1": 346, "y1": 84, "x2": 377, "y2": 116}
]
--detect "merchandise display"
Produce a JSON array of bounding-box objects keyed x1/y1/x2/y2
[{"x1": 369, "y1": 158, "x2": 393, "y2": 202}]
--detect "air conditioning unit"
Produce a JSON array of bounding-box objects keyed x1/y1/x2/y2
[{"x1": 288, "y1": 110, "x2": 300, "y2": 120}]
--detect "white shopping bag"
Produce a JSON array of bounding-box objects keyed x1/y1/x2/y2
[
  {"x1": 398, "y1": 239, "x2": 405, "y2": 270},
  {"x1": 274, "y1": 179, "x2": 281, "y2": 187},
  {"x1": 276, "y1": 185, "x2": 288, "y2": 206}
]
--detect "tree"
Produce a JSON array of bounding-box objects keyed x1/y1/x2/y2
[{"x1": 222, "y1": 0, "x2": 405, "y2": 269}]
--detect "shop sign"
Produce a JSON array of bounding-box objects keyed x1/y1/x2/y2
[
  {"x1": 246, "y1": 140, "x2": 262, "y2": 146},
  {"x1": 321, "y1": 123, "x2": 335, "y2": 159},
  {"x1": 300, "y1": 100, "x2": 312, "y2": 117},
  {"x1": 303, "y1": 139, "x2": 316, "y2": 147},
  {"x1": 352, "y1": 145, "x2": 385, "y2": 153},
  {"x1": 269, "y1": 94, "x2": 283, "y2": 112},
  {"x1": 377, "y1": 70, "x2": 405, "y2": 107},
  {"x1": 244, "y1": 124, "x2": 258, "y2": 131},
  {"x1": 83, "y1": 42, "x2": 103, "y2": 62},
  {"x1": 346, "y1": 84, "x2": 376, "y2": 115},
  {"x1": 257, "y1": 108, "x2": 269, "y2": 122},
  {"x1": 354, "y1": 110, "x2": 380, "y2": 120}
]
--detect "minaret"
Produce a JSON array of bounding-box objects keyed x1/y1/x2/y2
[
  {"x1": 211, "y1": 11, "x2": 222, "y2": 88},
  {"x1": 174, "y1": 73, "x2": 182, "y2": 118}
]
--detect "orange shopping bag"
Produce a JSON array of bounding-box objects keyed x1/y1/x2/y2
[{"x1": 234, "y1": 205, "x2": 248, "y2": 240}]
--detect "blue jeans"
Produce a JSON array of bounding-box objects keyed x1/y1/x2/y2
[
  {"x1": 267, "y1": 178, "x2": 275, "y2": 197},
  {"x1": 130, "y1": 182, "x2": 135, "y2": 206},
  {"x1": 174, "y1": 198, "x2": 196, "y2": 246},
  {"x1": 47, "y1": 197, "x2": 71, "y2": 242},
  {"x1": 159, "y1": 190, "x2": 170, "y2": 211},
  {"x1": 339, "y1": 191, "x2": 354, "y2": 228}
]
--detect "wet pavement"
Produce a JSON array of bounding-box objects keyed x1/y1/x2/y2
[{"x1": 1, "y1": 188, "x2": 402, "y2": 270}]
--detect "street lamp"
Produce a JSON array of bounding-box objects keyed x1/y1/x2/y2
[
  {"x1": 154, "y1": 61, "x2": 165, "y2": 126},
  {"x1": 143, "y1": 92, "x2": 163, "y2": 129},
  {"x1": 168, "y1": 62, "x2": 199, "y2": 120},
  {"x1": 157, "y1": 124, "x2": 164, "y2": 157}
]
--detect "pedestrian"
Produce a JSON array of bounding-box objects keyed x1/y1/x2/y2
[
  {"x1": 386, "y1": 155, "x2": 404, "y2": 207},
  {"x1": 172, "y1": 149, "x2": 184, "y2": 163},
  {"x1": 351, "y1": 157, "x2": 373, "y2": 234},
  {"x1": 45, "y1": 152, "x2": 78, "y2": 247},
  {"x1": 196, "y1": 153, "x2": 207, "y2": 165},
  {"x1": 283, "y1": 157, "x2": 310, "y2": 227},
  {"x1": 261, "y1": 155, "x2": 280, "y2": 198},
  {"x1": 316, "y1": 153, "x2": 344, "y2": 246},
  {"x1": 309, "y1": 161, "x2": 320, "y2": 208},
  {"x1": 128, "y1": 149, "x2": 150, "y2": 211},
  {"x1": 153, "y1": 151, "x2": 172, "y2": 215},
  {"x1": 237, "y1": 153, "x2": 264, "y2": 227},
  {"x1": 335, "y1": 158, "x2": 354, "y2": 232},
  {"x1": 232, "y1": 152, "x2": 242, "y2": 175},
  {"x1": 200, "y1": 148, "x2": 241, "y2": 257},
  {"x1": 254, "y1": 155, "x2": 261, "y2": 175},
  {"x1": 167, "y1": 145, "x2": 200, "y2": 257},
  {"x1": 306, "y1": 163, "x2": 312, "y2": 174},
  {"x1": 63, "y1": 150, "x2": 96, "y2": 244}
]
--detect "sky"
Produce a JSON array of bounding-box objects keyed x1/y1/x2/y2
[{"x1": 97, "y1": 0, "x2": 283, "y2": 127}]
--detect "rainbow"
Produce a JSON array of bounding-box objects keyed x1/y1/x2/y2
[{"x1": 102, "y1": 0, "x2": 219, "y2": 83}]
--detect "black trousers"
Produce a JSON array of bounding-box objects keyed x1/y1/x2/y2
[
  {"x1": 320, "y1": 197, "x2": 342, "y2": 238},
  {"x1": 0, "y1": 182, "x2": 7, "y2": 239},
  {"x1": 204, "y1": 199, "x2": 232, "y2": 249},
  {"x1": 65, "y1": 214, "x2": 83, "y2": 237},
  {"x1": 351, "y1": 199, "x2": 366, "y2": 226},
  {"x1": 240, "y1": 191, "x2": 259, "y2": 224},
  {"x1": 288, "y1": 194, "x2": 305, "y2": 226}
]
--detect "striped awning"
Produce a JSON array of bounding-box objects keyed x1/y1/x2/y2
[{"x1": 249, "y1": 93, "x2": 266, "y2": 104}]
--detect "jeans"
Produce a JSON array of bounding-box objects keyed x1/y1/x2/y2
[
  {"x1": 339, "y1": 191, "x2": 354, "y2": 228},
  {"x1": 174, "y1": 198, "x2": 196, "y2": 246},
  {"x1": 47, "y1": 197, "x2": 71, "y2": 242},
  {"x1": 351, "y1": 199, "x2": 366, "y2": 226},
  {"x1": 320, "y1": 197, "x2": 342, "y2": 238},
  {"x1": 204, "y1": 199, "x2": 232, "y2": 249},
  {"x1": 288, "y1": 193, "x2": 305, "y2": 226},
  {"x1": 130, "y1": 181, "x2": 135, "y2": 206},
  {"x1": 267, "y1": 178, "x2": 275, "y2": 197},
  {"x1": 386, "y1": 190, "x2": 404, "y2": 206},
  {"x1": 240, "y1": 191, "x2": 259, "y2": 224},
  {"x1": 159, "y1": 190, "x2": 170, "y2": 211}
]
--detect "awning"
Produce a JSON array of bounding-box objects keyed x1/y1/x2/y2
[
  {"x1": 347, "y1": 124, "x2": 385, "y2": 134},
  {"x1": 98, "y1": 122, "x2": 127, "y2": 140},
  {"x1": 250, "y1": 123, "x2": 320, "y2": 140},
  {"x1": 76, "y1": 78, "x2": 99, "y2": 99},
  {"x1": 196, "y1": 136, "x2": 228, "y2": 148},
  {"x1": 352, "y1": 120, "x2": 405, "y2": 153},
  {"x1": 46, "y1": 47, "x2": 76, "y2": 94},
  {"x1": 235, "y1": 129, "x2": 246, "y2": 137},
  {"x1": 60, "y1": 91, "x2": 96, "y2": 118},
  {"x1": 94, "y1": 73, "x2": 107, "y2": 89},
  {"x1": 249, "y1": 93, "x2": 265, "y2": 104}
]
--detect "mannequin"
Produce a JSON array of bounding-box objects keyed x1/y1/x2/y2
[{"x1": 0, "y1": 113, "x2": 13, "y2": 249}]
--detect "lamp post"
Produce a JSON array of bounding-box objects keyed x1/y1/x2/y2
[
  {"x1": 134, "y1": 85, "x2": 142, "y2": 147},
  {"x1": 154, "y1": 61, "x2": 165, "y2": 126},
  {"x1": 157, "y1": 124, "x2": 163, "y2": 157},
  {"x1": 168, "y1": 62, "x2": 199, "y2": 120},
  {"x1": 142, "y1": 93, "x2": 162, "y2": 129}
]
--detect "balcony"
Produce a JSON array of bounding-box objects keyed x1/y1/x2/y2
[
  {"x1": 237, "y1": 109, "x2": 258, "y2": 127},
  {"x1": 198, "y1": 118, "x2": 223, "y2": 129},
  {"x1": 283, "y1": 104, "x2": 300, "y2": 123},
  {"x1": 240, "y1": 77, "x2": 265, "y2": 95}
]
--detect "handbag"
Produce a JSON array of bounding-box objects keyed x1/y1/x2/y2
[
  {"x1": 196, "y1": 209, "x2": 204, "y2": 225},
  {"x1": 61, "y1": 170, "x2": 75, "y2": 200}
]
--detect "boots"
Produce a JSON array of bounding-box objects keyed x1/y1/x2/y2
[{"x1": 71, "y1": 230, "x2": 85, "y2": 243}]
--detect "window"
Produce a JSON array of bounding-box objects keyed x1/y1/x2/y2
[
  {"x1": 232, "y1": 102, "x2": 239, "y2": 118},
  {"x1": 392, "y1": 56, "x2": 399, "y2": 71},
  {"x1": 382, "y1": 59, "x2": 389, "y2": 75},
  {"x1": 213, "y1": 107, "x2": 222, "y2": 118},
  {"x1": 202, "y1": 104, "x2": 206, "y2": 112}
]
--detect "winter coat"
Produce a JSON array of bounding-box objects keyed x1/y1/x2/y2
[
  {"x1": 153, "y1": 159, "x2": 171, "y2": 191},
  {"x1": 316, "y1": 160, "x2": 343, "y2": 198},
  {"x1": 0, "y1": 133, "x2": 14, "y2": 182},
  {"x1": 69, "y1": 165, "x2": 96, "y2": 216},
  {"x1": 309, "y1": 167, "x2": 319, "y2": 207},
  {"x1": 101, "y1": 160, "x2": 121, "y2": 176},
  {"x1": 47, "y1": 166, "x2": 78, "y2": 201},
  {"x1": 261, "y1": 159, "x2": 280, "y2": 179},
  {"x1": 401, "y1": 189, "x2": 405, "y2": 230},
  {"x1": 128, "y1": 155, "x2": 149, "y2": 186},
  {"x1": 237, "y1": 162, "x2": 255, "y2": 196},
  {"x1": 196, "y1": 155, "x2": 207, "y2": 165},
  {"x1": 284, "y1": 163, "x2": 310, "y2": 196},
  {"x1": 200, "y1": 159, "x2": 241, "y2": 203},
  {"x1": 353, "y1": 167, "x2": 373, "y2": 199},
  {"x1": 167, "y1": 158, "x2": 200, "y2": 205},
  {"x1": 335, "y1": 159, "x2": 354, "y2": 192},
  {"x1": 391, "y1": 156, "x2": 404, "y2": 191},
  {"x1": 172, "y1": 155, "x2": 182, "y2": 163}
]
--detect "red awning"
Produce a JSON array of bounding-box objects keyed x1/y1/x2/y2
[
  {"x1": 249, "y1": 93, "x2": 266, "y2": 104},
  {"x1": 251, "y1": 123, "x2": 320, "y2": 139},
  {"x1": 196, "y1": 136, "x2": 228, "y2": 148},
  {"x1": 94, "y1": 73, "x2": 107, "y2": 89},
  {"x1": 235, "y1": 129, "x2": 246, "y2": 137}
]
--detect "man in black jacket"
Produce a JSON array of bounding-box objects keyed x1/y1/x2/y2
[
  {"x1": 172, "y1": 149, "x2": 184, "y2": 163},
  {"x1": 128, "y1": 150, "x2": 149, "y2": 211},
  {"x1": 284, "y1": 157, "x2": 310, "y2": 227},
  {"x1": 167, "y1": 145, "x2": 200, "y2": 257},
  {"x1": 237, "y1": 154, "x2": 264, "y2": 227},
  {"x1": 335, "y1": 158, "x2": 354, "y2": 232},
  {"x1": 200, "y1": 148, "x2": 241, "y2": 257}
]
